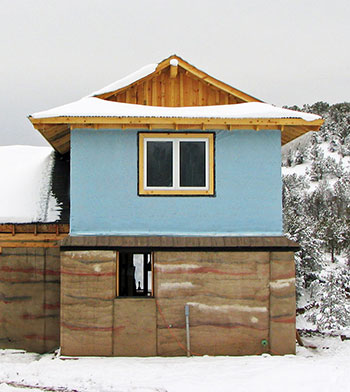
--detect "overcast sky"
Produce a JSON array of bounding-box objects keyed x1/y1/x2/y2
[{"x1": 1, "y1": 0, "x2": 349, "y2": 146}]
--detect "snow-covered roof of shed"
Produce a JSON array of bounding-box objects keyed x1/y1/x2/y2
[
  {"x1": 31, "y1": 98, "x2": 321, "y2": 122},
  {"x1": 0, "y1": 146, "x2": 61, "y2": 223}
]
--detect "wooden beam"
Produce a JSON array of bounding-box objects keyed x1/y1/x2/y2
[
  {"x1": 0, "y1": 223, "x2": 69, "y2": 234},
  {"x1": 31, "y1": 116, "x2": 323, "y2": 127},
  {"x1": 170, "y1": 64, "x2": 178, "y2": 79},
  {"x1": 0, "y1": 234, "x2": 68, "y2": 241}
]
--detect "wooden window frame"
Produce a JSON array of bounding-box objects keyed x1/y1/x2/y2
[{"x1": 138, "y1": 132, "x2": 215, "y2": 196}]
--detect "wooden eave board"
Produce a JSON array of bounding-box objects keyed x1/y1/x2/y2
[
  {"x1": 95, "y1": 55, "x2": 262, "y2": 105},
  {"x1": 30, "y1": 116, "x2": 323, "y2": 154},
  {"x1": 0, "y1": 223, "x2": 69, "y2": 248},
  {"x1": 60, "y1": 235, "x2": 299, "y2": 250}
]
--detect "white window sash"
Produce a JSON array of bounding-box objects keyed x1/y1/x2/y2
[{"x1": 144, "y1": 137, "x2": 209, "y2": 191}]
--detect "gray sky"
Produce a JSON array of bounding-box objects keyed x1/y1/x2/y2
[{"x1": 1, "y1": 0, "x2": 349, "y2": 146}]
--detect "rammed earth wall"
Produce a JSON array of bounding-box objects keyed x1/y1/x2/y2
[
  {"x1": 60, "y1": 249, "x2": 295, "y2": 356},
  {"x1": 0, "y1": 248, "x2": 60, "y2": 353}
]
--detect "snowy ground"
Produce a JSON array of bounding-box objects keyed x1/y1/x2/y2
[{"x1": 0, "y1": 336, "x2": 349, "y2": 392}]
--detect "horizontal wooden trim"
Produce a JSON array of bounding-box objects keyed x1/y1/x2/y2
[
  {"x1": 0, "y1": 224, "x2": 69, "y2": 247},
  {"x1": 139, "y1": 189, "x2": 214, "y2": 195},
  {"x1": 0, "y1": 241, "x2": 61, "y2": 248},
  {"x1": 60, "y1": 235, "x2": 299, "y2": 250},
  {"x1": 30, "y1": 116, "x2": 323, "y2": 127},
  {"x1": 0, "y1": 223, "x2": 69, "y2": 234}
]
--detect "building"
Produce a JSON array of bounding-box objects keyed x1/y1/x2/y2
[{"x1": 0, "y1": 55, "x2": 323, "y2": 356}]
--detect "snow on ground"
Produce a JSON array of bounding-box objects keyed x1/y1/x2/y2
[
  {"x1": 0, "y1": 146, "x2": 61, "y2": 223},
  {"x1": 0, "y1": 336, "x2": 349, "y2": 392}
]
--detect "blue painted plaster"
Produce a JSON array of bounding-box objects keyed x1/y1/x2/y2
[{"x1": 70, "y1": 129, "x2": 282, "y2": 236}]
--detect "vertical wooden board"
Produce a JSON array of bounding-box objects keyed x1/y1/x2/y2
[
  {"x1": 192, "y1": 78, "x2": 198, "y2": 106},
  {"x1": 174, "y1": 73, "x2": 180, "y2": 106},
  {"x1": 151, "y1": 77, "x2": 157, "y2": 106},
  {"x1": 219, "y1": 91, "x2": 226, "y2": 105},
  {"x1": 125, "y1": 89, "x2": 131, "y2": 103},
  {"x1": 144, "y1": 80, "x2": 149, "y2": 105},
  {"x1": 185, "y1": 75, "x2": 192, "y2": 106},
  {"x1": 198, "y1": 81, "x2": 203, "y2": 106},
  {"x1": 137, "y1": 83, "x2": 144, "y2": 105},
  {"x1": 160, "y1": 73, "x2": 166, "y2": 106},
  {"x1": 60, "y1": 250, "x2": 115, "y2": 356},
  {"x1": 179, "y1": 72, "x2": 184, "y2": 106},
  {"x1": 170, "y1": 78, "x2": 175, "y2": 107},
  {"x1": 207, "y1": 87, "x2": 215, "y2": 105},
  {"x1": 215, "y1": 89, "x2": 220, "y2": 105},
  {"x1": 157, "y1": 75, "x2": 162, "y2": 106},
  {"x1": 113, "y1": 298, "x2": 156, "y2": 356}
]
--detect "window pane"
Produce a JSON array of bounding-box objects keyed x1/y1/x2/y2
[
  {"x1": 180, "y1": 141, "x2": 206, "y2": 187},
  {"x1": 147, "y1": 141, "x2": 173, "y2": 187}
]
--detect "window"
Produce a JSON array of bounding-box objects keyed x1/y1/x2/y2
[
  {"x1": 116, "y1": 252, "x2": 153, "y2": 297},
  {"x1": 139, "y1": 133, "x2": 214, "y2": 195}
]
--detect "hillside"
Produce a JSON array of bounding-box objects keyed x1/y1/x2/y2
[{"x1": 282, "y1": 102, "x2": 350, "y2": 333}]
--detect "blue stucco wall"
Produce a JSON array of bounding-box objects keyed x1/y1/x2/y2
[{"x1": 70, "y1": 129, "x2": 282, "y2": 236}]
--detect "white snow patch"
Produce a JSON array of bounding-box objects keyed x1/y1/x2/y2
[
  {"x1": 0, "y1": 146, "x2": 61, "y2": 223},
  {"x1": 31, "y1": 98, "x2": 321, "y2": 122},
  {"x1": 159, "y1": 282, "x2": 195, "y2": 291},
  {"x1": 270, "y1": 278, "x2": 295, "y2": 289},
  {"x1": 251, "y1": 316, "x2": 259, "y2": 323},
  {"x1": 0, "y1": 336, "x2": 350, "y2": 392},
  {"x1": 188, "y1": 302, "x2": 267, "y2": 313},
  {"x1": 88, "y1": 63, "x2": 157, "y2": 97},
  {"x1": 170, "y1": 59, "x2": 179, "y2": 66}
]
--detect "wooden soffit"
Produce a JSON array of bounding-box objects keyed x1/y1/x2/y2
[{"x1": 29, "y1": 115, "x2": 323, "y2": 154}]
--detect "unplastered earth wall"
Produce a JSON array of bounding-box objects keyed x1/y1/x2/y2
[
  {"x1": 0, "y1": 247, "x2": 60, "y2": 353},
  {"x1": 60, "y1": 250, "x2": 295, "y2": 356}
]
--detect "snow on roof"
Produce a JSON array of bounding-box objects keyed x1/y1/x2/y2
[
  {"x1": 31, "y1": 98, "x2": 321, "y2": 122},
  {"x1": 88, "y1": 63, "x2": 158, "y2": 97},
  {"x1": 0, "y1": 146, "x2": 61, "y2": 223}
]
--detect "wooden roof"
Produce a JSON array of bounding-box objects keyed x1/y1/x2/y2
[
  {"x1": 29, "y1": 55, "x2": 323, "y2": 154},
  {"x1": 60, "y1": 235, "x2": 299, "y2": 251}
]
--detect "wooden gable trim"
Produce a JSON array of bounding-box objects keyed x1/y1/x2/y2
[{"x1": 94, "y1": 55, "x2": 262, "y2": 104}]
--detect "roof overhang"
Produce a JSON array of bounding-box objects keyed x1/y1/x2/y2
[{"x1": 29, "y1": 115, "x2": 323, "y2": 154}]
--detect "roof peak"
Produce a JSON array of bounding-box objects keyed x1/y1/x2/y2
[{"x1": 89, "y1": 55, "x2": 262, "y2": 104}]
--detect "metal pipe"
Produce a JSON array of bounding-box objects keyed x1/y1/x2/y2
[{"x1": 185, "y1": 304, "x2": 191, "y2": 357}]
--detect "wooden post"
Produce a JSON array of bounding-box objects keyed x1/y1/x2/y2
[
  {"x1": 143, "y1": 253, "x2": 148, "y2": 296},
  {"x1": 116, "y1": 252, "x2": 119, "y2": 297}
]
